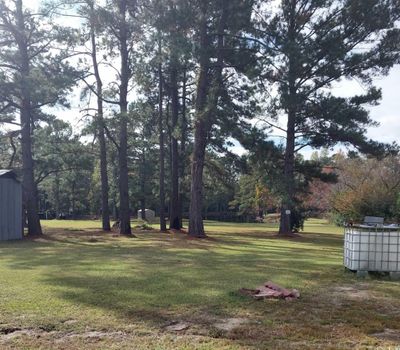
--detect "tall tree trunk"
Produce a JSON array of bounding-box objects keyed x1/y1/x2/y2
[
  {"x1": 90, "y1": 4, "x2": 111, "y2": 231},
  {"x1": 21, "y1": 108, "x2": 42, "y2": 235},
  {"x1": 166, "y1": 101, "x2": 172, "y2": 221},
  {"x1": 188, "y1": 0, "x2": 227, "y2": 237},
  {"x1": 111, "y1": 149, "x2": 119, "y2": 221},
  {"x1": 140, "y1": 199, "x2": 146, "y2": 220},
  {"x1": 71, "y1": 181, "x2": 76, "y2": 219},
  {"x1": 169, "y1": 63, "x2": 181, "y2": 230},
  {"x1": 118, "y1": 99, "x2": 131, "y2": 235},
  {"x1": 180, "y1": 68, "x2": 187, "y2": 166},
  {"x1": 279, "y1": 0, "x2": 297, "y2": 235},
  {"x1": 188, "y1": 2, "x2": 209, "y2": 238},
  {"x1": 278, "y1": 107, "x2": 295, "y2": 235},
  {"x1": 140, "y1": 150, "x2": 146, "y2": 220},
  {"x1": 158, "y1": 36, "x2": 167, "y2": 231},
  {"x1": 118, "y1": 0, "x2": 132, "y2": 235},
  {"x1": 167, "y1": 2, "x2": 182, "y2": 230},
  {"x1": 54, "y1": 174, "x2": 60, "y2": 218},
  {"x1": 98, "y1": 117, "x2": 111, "y2": 231},
  {"x1": 179, "y1": 67, "x2": 187, "y2": 227},
  {"x1": 189, "y1": 122, "x2": 208, "y2": 237},
  {"x1": 16, "y1": 0, "x2": 42, "y2": 236}
]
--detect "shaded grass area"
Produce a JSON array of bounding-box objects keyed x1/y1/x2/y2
[{"x1": 0, "y1": 219, "x2": 399, "y2": 349}]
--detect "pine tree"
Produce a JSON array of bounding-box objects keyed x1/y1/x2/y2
[
  {"x1": 189, "y1": 0, "x2": 255, "y2": 237},
  {"x1": 97, "y1": 0, "x2": 143, "y2": 235},
  {"x1": 0, "y1": 0, "x2": 78, "y2": 236},
  {"x1": 84, "y1": 0, "x2": 111, "y2": 231},
  {"x1": 254, "y1": 0, "x2": 400, "y2": 234}
]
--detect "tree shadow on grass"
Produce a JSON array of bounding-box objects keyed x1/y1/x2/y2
[
  {"x1": 0, "y1": 231, "x2": 344, "y2": 276},
  {"x1": 0, "y1": 233, "x2": 343, "y2": 302},
  {"x1": 2, "y1": 230, "x2": 400, "y2": 347}
]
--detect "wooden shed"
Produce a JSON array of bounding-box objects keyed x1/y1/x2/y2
[{"x1": 0, "y1": 170, "x2": 22, "y2": 241}]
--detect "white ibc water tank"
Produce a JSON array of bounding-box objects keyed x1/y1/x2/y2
[{"x1": 344, "y1": 226, "x2": 400, "y2": 272}]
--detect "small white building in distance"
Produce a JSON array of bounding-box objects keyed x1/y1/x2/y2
[{"x1": 137, "y1": 209, "x2": 155, "y2": 222}]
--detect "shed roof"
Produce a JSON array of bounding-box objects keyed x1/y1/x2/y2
[{"x1": 0, "y1": 169, "x2": 19, "y2": 182}]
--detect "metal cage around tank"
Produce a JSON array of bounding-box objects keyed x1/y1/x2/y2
[{"x1": 344, "y1": 225, "x2": 400, "y2": 273}]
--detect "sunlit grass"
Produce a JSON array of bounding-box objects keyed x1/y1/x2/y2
[{"x1": 0, "y1": 219, "x2": 398, "y2": 349}]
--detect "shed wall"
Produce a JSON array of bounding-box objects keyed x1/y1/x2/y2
[{"x1": 0, "y1": 178, "x2": 22, "y2": 241}]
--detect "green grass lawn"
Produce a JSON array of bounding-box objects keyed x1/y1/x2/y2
[{"x1": 0, "y1": 219, "x2": 399, "y2": 349}]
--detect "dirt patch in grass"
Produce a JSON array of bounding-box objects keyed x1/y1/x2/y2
[
  {"x1": 0, "y1": 327, "x2": 55, "y2": 342},
  {"x1": 0, "y1": 327, "x2": 128, "y2": 343},
  {"x1": 332, "y1": 284, "x2": 373, "y2": 300},
  {"x1": 163, "y1": 322, "x2": 191, "y2": 332},
  {"x1": 160, "y1": 315, "x2": 252, "y2": 337},
  {"x1": 62, "y1": 319, "x2": 78, "y2": 325},
  {"x1": 62, "y1": 330, "x2": 127, "y2": 340},
  {"x1": 213, "y1": 318, "x2": 250, "y2": 332},
  {"x1": 0, "y1": 327, "x2": 22, "y2": 335},
  {"x1": 371, "y1": 328, "x2": 400, "y2": 342}
]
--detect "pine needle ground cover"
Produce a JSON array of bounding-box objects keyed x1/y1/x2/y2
[{"x1": 0, "y1": 219, "x2": 399, "y2": 349}]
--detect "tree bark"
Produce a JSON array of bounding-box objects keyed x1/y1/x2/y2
[
  {"x1": 140, "y1": 199, "x2": 146, "y2": 220},
  {"x1": 169, "y1": 62, "x2": 181, "y2": 230},
  {"x1": 110, "y1": 149, "x2": 119, "y2": 221},
  {"x1": 188, "y1": 2, "x2": 210, "y2": 238},
  {"x1": 118, "y1": 98, "x2": 131, "y2": 235},
  {"x1": 158, "y1": 35, "x2": 167, "y2": 231},
  {"x1": 16, "y1": 0, "x2": 42, "y2": 236},
  {"x1": 71, "y1": 181, "x2": 76, "y2": 219},
  {"x1": 278, "y1": 107, "x2": 296, "y2": 235},
  {"x1": 89, "y1": 3, "x2": 111, "y2": 231},
  {"x1": 188, "y1": 0, "x2": 227, "y2": 238},
  {"x1": 140, "y1": 150, "x2": 146, "y2": 220},
  {"x1": 180, "y1": 68, "x2": 187, "y2": 165},
  {"x1": 279, "y1": 0, "x2": 297, "y2": 235},
  {"x1": 179, "y1": 67, "x2": 187, "y2": 227},
  {"x1": 54, "y1": 174, "x2": 60, "y2": 218},
  {"x1": 189, "y1": 121, "x2": 208, "y2": 237},
  {"x1": 117, "y1": 0, "x2": 132, "y2": 235},
  {"x1": 98, "y1": 116, "x2": 111, "y2": 231}
]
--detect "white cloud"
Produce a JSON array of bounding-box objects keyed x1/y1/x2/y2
[
  {"x1": 332, "y1": 66, "x2": 400, "y2": 145},
  {"x1": 366, "y1": 67, "x2": 400, "y2": 144}
]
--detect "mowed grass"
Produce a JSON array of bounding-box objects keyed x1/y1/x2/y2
[{"x1": 0, "y1": 219, "x2": 399, "y2": 349}]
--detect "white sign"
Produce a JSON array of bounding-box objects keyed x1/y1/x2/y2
[{"x1": 285, "y1": 210, "x2": 291, "y2": 215}]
